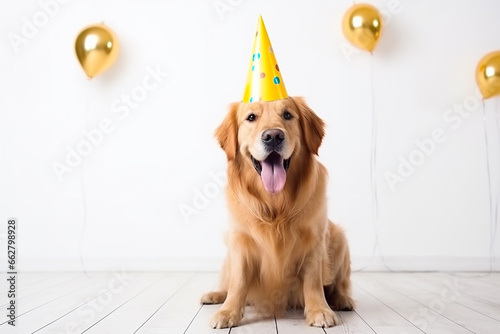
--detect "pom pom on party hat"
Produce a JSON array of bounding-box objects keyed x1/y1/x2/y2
[{"x1": 242, "y1": 15, "x2": 288, "y2": 103}]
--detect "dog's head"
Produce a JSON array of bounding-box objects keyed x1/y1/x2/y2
[{"x1": 215, "y1": 96, "x2": 325, "y2": 194}]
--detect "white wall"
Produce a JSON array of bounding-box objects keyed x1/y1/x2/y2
[{"x1": 1, "y1": 0, "x2": 499, "y2": 271}]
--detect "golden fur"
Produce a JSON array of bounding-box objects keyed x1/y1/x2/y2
[{"x1": 201, "y1": 96, "x2": 354, "y2": 328}]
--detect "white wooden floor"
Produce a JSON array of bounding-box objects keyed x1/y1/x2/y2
[{"x1": 0, "y1": 272, "x2": 499, "y2": 333}]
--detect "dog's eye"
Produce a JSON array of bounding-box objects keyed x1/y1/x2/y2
[
  {"x1": 247, "y1": 114, "x2": 256, "y2": 122},
  {"x1": 283, "y1": 111, "x2": 293, "y2": 120}
]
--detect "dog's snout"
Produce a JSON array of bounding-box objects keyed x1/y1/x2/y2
[{"x1": 262, "y1": 129, "x2": 285, "y2": 150}]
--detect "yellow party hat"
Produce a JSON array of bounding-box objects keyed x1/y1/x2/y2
[{"x1": 242, "y1": 15, "x2": 288, "y2": 103}]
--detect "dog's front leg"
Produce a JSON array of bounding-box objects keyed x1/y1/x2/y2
[
  {"x1": 210, "y1": 245, "x2": 250, "y2": 329},
  {"x1": 303, "y1": 250, "x2": 338, "y2": 327}
]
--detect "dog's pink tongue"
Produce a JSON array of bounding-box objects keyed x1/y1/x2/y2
[{"x1": 261, "y1": 154, "x2": 286, "y2": 193}]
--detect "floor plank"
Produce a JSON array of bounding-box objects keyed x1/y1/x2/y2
[
  {"x1": 0, "y1": 272, "x2": 87, "y2": 310},
  {"x1": 409, "y1": 273, "x2": 500, "y2": 322},
  {"x1": 329, "y1": 311, "x2": 377, "y2": 334},
  {"x1": 10, "y1": 273, "x2": 108, "y2": 332},
  {"x1": 439, "y1": 273, "x2": 500, "y2": 307},
  {"x1": 135, "y1": 272, "x2": 219, "y2": 333},
  {"x1": 479, "y1": 272, "x2": 500, "y2": 286},
  {"x1": 81, "y1": 272, "x2": 165, "y2": 333},
  {"x1": 0, "y1": 273, "x2": 105, "y2": 327},
  {"x1": 371, "y1": 273, "x2": 500, "y2": 334},
  {"x1": 0, "y1": 272, "x2": 57, "y2": 295},
  {"x1": 351, "y1": 275, "x2": 424, "y2": 334},
  {"x1": 84, "y1": 273, "x2": 194, "y2": 333},
  {"x1": 30, "y1": 272, "x2": 157, "y2": 333},
  {"x1": 356, "y1": 273, "x2": 472, "y2": 334}
]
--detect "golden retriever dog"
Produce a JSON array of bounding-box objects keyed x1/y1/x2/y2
[{"x1": 201, "y1": 96, "x2": 354, "y2": 328}]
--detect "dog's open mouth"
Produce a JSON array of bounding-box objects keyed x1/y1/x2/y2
[{"x1": 251, "y1": 152, "x2": 291, "y2": 193}]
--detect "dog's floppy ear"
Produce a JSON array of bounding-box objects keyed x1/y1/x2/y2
[
  {"x1": 215, "y1": 102, "x2": 239, "y2": 160},
  {"x1": 292, "y1": 96, "x2": 325, "y2": 155}
]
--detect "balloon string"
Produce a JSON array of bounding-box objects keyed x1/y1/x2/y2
[
  {"x1": 368, "y1": 54, "x2": 379, "y2": 270},
  {"x1": 492, "y1": 99, "x2": 499, "y2": 271},
  {"x1": 79, "y1": 83, "x2": 90, "y2": 277},
  {"x1": 352, "y1": 54, "x2": 374, "y2": 272},
  {"x1": 368, "y1": 54, "x2": 391, "y2": 272},
  {"x1": 482, "y1": 98, "x2": 495, "y2": 274},
  {"x1": 353, "y1": 54, "x2": 392, "y2": 272}
]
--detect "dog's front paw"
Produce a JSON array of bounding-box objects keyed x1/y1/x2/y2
[
  {"x1": 306, "y1": 307, "x2": 338, "y2": 328},
  {"x1": 210, "y1": 308, "x2": 244, "y2": 329},
  {"x1": 201, "y1": 291, "x2": 227, "y2": 304}
]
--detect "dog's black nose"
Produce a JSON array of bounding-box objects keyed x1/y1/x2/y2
[{"x1": 262, "y1": 129, "x2": 285, "y2": 150}]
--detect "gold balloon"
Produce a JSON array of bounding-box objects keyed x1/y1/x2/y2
[
  {"x1": 476, "y1": 51, "x2": 500, "y2": 99},
  {"x1": 75, "y1": 24, "x2": 119, "y2": 79},
  {"x1": 342, "y1": 4, "x2": 383, "y2": 52}
]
